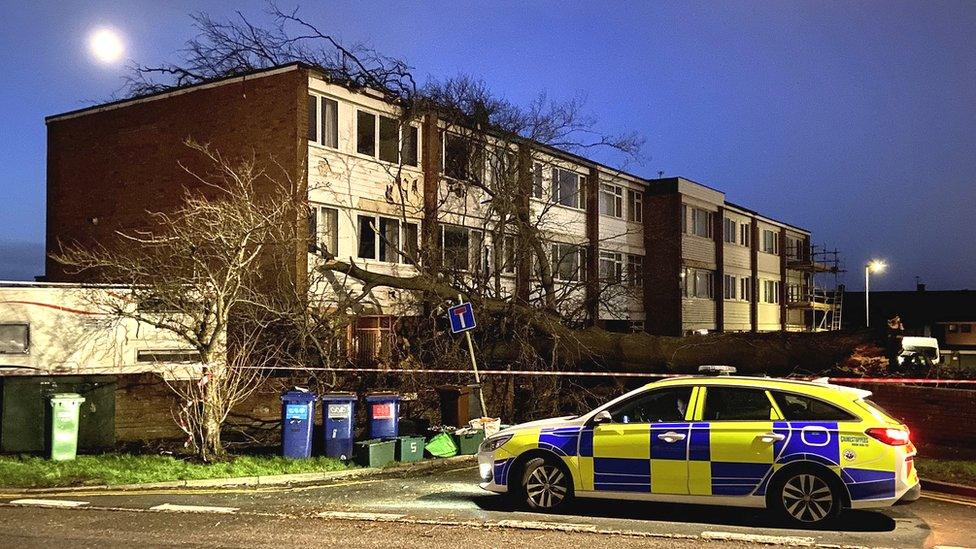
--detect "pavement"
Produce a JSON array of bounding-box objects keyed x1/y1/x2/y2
[{"x1": 1, "y1": 460, "x2": 974, "y2": 548}]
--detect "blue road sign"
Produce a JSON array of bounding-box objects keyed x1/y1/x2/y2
[{"x1": 448, "y1": 302, "x2": 477, "y2": 334}]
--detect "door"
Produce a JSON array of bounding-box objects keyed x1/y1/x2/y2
[
  {"x1": 695, "y1": 386, "x2": 780, "y2": 497},
  {"x1": 590, "y1": 386, "x2": 693, "y2": 495}
]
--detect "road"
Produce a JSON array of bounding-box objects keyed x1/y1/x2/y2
[{"x1": 1, "y1": 462, "x2": 973, "y2": 548}]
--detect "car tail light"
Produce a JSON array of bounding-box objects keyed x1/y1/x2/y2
[{"x1": 866, "y1": 427, "x2": 911, "y2": 446}]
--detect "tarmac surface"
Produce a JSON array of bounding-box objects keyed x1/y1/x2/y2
[{"x1": 1, "y1": 461, "x2": 974, "y2": 548}]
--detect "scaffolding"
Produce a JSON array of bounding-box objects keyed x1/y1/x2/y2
[{"x1": 785, "y1": 244, "x2": 845, "y2": 332}]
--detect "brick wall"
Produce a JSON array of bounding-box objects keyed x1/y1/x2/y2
[
  {"x1": 845, "y1": 382, "x2": 976, "y2": 448},
  {"x1": 45, "y1": 66, "x2": 309, "y2": 282},
  {"x1": 115, "y1": 373, "x2": 288, "y2": 445},
  {"x1": 643, "y1": 187, "x2": 683, "y2": 336}
]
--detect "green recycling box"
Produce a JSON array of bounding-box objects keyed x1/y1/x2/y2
[
  {"x1": 49, "y1": 393, "x2": 86, "y2": 461},
  {"x1": 394, "y1": 436, "x2": 425, "y2": 462}
]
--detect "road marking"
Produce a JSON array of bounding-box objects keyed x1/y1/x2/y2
[
  {"x1": 150, "y1": 503, "x2": 238, "y2": 514},
  {"x1": 701, "y1": 531, "x2": 817, "y2": 546},
  {"x1": 9, "y1": 498, "x2": 89, "y2": 508},
  {"x1": 922, "y1": 493, "x2": 976, "y2": 508},
  {"x1": 316, "y1": 511, "x2": 404, "y2": 521}
]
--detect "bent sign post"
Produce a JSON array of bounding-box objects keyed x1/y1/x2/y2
[{"x1": 450, "y1": 296, "x2": 487, "y2": 417}]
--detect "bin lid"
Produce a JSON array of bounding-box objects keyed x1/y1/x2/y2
[
  {"x1": 321, "y1": 392, "x2": 357, "y2": 402},
  {"x1": 281, "y1": 387, "x2": 316, "y2": 403},
  {"x1": 365, "y1": 392, "x2": 401, "y2": 403},
  {"x1": 49, "y1": 392, "x2": 85, "y2": 403}
]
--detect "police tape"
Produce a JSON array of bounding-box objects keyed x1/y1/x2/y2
[{"x1": 235, "y1": 365, "x2": 976, "y2": 384}]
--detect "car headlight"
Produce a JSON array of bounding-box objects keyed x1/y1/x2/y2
[{"x1": 480, "y1": 433, "x2": 513, "y2": 453}]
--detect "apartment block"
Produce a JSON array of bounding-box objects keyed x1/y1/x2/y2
[{"x1": 44, "y1": 63, "x2": 826, "y2": 338}]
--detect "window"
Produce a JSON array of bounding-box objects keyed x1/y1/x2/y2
[
  {"x1": 626, "y1": 254, "x2": 643, "y2": 288},
  {"x1": 321, "y1": 97, "x2": 338, "y2": 149},
  {"x1": 358, "y1": 111, "x2": 418, "y2": 166},
  {"x1": 786, "y1": 236, "x2": 804, "y2": 260},
  {"x1": 307, "y1": 94, "x2": 318, "y2": 142},
  {"x1": 762, "y1": 229, "x2": 779, "y2": 255},
  {"x1": 308, "y1": 205, "x2": 339, "y2": 255},
  {"x1": 599, "y1": 251, "x2": 623, "y2": 284},
  {"x1": 378, "y1": 115, "x2": 399, "y2": 163},
  {"x1": 771, "y1": 392, "x2": 859, "y2": 421},
  {"x1": 501, "y1": 235, "x2": 517, "y2": 274},
  {"x1": 356, "y1": 111, "x2": 376, "y2": 156},
  {"x1": 358, "y1": 215, "x2": 416, "y2": 263},
  {"x1": 724, "y1": 218, "x2": 737, "y2": 244},
  {"x1": 551, "y1": 243, "x2": 585, "y2": 281},
  {"x1": 703, "y1": 387, "x2": 774, "y2": 421},
  {"x1": 441, "y1": 225, "x2": 483, "y2": 272},
  {"x1": 740, "y1": 277, "x2": 754, "y2": 302},
  {"x1": 682, "y1": 267, "x2": 714, "y2": 299},
  {"x1": 443, "y1": 133, "x2": 483, "y2": 182},
  {"x1": 403, "y1": 222, "x2": 419, "y2": 263},
  {"x1": 788, "y1": 283, "x2": 803, "y2": 303},
  {"x1": 627, "y1": 190, "x2": 643, "y2": 222},
  {"x1": 0, "y1": 323, "x2": 29, "y2": 354},
  {"x1": 600, "y1": 184, "x2": 623, "y2": 218},
  {"x1": 962, "y1": 324, "x2": 973, "y2": 334},
  {"x1": 532, "y1": 163, "x2": 544, "y2": 199},
  {"x1": 723, "y1": 274, "x2": 737, "y2": 300},
  {"x1": 402, "y1": 125, "x2": 418, "y2": 167},
  {"x1": 740, "y1": 223, "x2": 752, "y2": 247},
  {"x1": 607, "y1": 387, "x2": 693, "y2": 424},
  {"x1": 763, "y1": 279, "x2": 781, "y2": 304},
  {"x1": 686, "y1": 206, "x2": 712, "y2": 237},
  {"x1": 947, "y1": 324, "x2": 959, "y2": 333},
  {"x1": 552, "y1": 168, "x2": 585, "y2": 209}
]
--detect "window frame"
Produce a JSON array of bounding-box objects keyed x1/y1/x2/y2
[
  {"x1": 307, "y1": 93, "x2": 339, "y2": 149},
  {"x1": 627, "y1": 189, "x2": 643, "y2": 223},
  {"x1": 0, "y1": 323, "x2": 30, "y2": 355},
  {"x1": 723, "y1": 217, "x2": 737, "y2": 244},
  {"x1": 699, "y1": 385, "x2": 780, "y2": 422},
  {"x1": 685, "y1": 206, "x2": 713, "y2": 238},
  {"x1": 740, "y1": 223, "x2": 752, "y2": 247},
  {"x1": 356, "y1": 109, "x2": 419, "y2": 166},
  {"x1": 599, "y1": 250, "x2": 624, "y2": 284},
  {"x1": 357, "y1": 214, "x2": 418, "y2": 264},
  {"x1": 762, "y1": 229, "x2": 780, "y2": 255},
  {"x1": 723, "y1": 274, "x2": 737, "y2": 300},
  {"x1": 551, "y1": 167, "x2": 586, "y2": 210},
  {"x1": 681, "y1": 267, "x2": 715, "y2": 299},
  {"x1": 551, "y1": 242, "x2": 586, "y2": 282},
  {"x1": 442, "y1": 131, "x2": 484, "y2": 183},
  {"x1": 600, "y1": 386, "x2": 695, "y2": 424},
  {"x1": 599, "y1": 183, "x2": 624, "y2": 218},
  {"x1": 770, "y1": 390, "x2": 861, "y2": 422},
  {"x1": 309, "y1": 204, "x2": 340, "y2": 256},
  {"x1": 441, "y1": 224, "x2": 485, "y2": 273},
  {"x1": 626, "y1": 254, "x2": 644, "y2": 288}
]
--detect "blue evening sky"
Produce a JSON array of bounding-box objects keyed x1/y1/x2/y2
[{"x1": 1, "y1": 1, "x2": 974, "y2": 290}]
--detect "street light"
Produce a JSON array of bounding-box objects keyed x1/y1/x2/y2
[{"x1": 865, "y1": 260, "x2": 887, "y2": 328}]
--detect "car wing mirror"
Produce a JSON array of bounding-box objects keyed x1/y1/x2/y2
[{"x1": 592, "y1": 410, "x2": 612, "y2": 424}]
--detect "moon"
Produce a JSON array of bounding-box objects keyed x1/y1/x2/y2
[{"x1": 89, "y1": 28, "x2": 125, "y2": 64}]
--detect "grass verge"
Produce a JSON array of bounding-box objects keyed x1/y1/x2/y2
[
  {"x1": 917, "y1": 458, "x2": 976, "y2": 487},
  {"x1": 0, "y1": 453, "x2": 351, "y2": 489}
]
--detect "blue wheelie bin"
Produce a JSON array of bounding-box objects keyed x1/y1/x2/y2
[
  {"x1": 281, "y1": 388, "x2": 316, "y2": 459},
  {"x1": 321, "y1": 392, "x2": 357, "y2": 460},
  {"x1": 366, "y1": 393, "x2": 402, "y2": 439}
]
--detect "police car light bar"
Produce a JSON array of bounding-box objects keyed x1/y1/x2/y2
[{"x1": 699, "y1": 365, "x2": 737, "y2": 376}]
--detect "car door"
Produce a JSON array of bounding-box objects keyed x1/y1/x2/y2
[
  {"x1": 695, "y1": 385, "x2": 780, "y2": 497},
  {"x1": 589, "y1": 386, "x2": 693, "y2": 495}
]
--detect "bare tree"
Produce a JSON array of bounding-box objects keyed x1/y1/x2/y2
[{"x1": 53, "y1": 141, "x2": 303, "y2": 460}]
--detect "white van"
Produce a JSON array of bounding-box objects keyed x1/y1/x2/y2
[{"x1": 898, "y1": 336, "x2": 941, "y2": 366}]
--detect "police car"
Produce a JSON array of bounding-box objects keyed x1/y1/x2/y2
[{"x1": 477, "y1": 367, "x2": 920, "y2": 525}]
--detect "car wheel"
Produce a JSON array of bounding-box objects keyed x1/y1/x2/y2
[
  {"x1": 520, "y1": 457, "x2": 572, "y2": 511},
  {"x1": 771, "y1": 468, "x2": 842, "y2": 526}
]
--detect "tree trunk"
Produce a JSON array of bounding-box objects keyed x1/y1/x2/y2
[{"x1": 199, "y1": 354, "x2": 228, "y2": 462}]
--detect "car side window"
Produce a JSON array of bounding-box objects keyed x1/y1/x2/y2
[
  {"x1": 702, "y1": 387, "x2": 774, "y2": 421},
  {"x1": 771, "y1": 391, "x2": 859, "y2": 421},
  {"x1": 607, "y1": 387, "x2": 692, "y2": 424}
]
